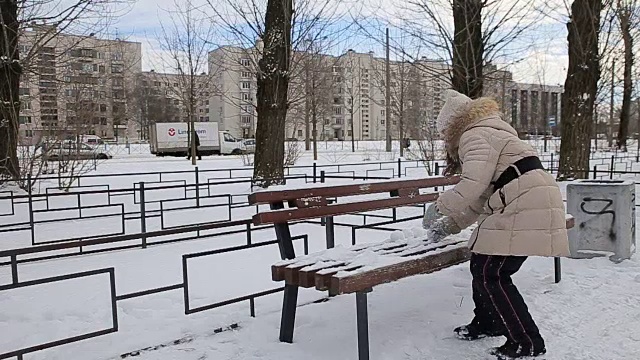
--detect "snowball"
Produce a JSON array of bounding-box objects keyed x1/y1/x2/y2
[{"x1": 389, "y1": 231, "x2": 405, "y2": 241}]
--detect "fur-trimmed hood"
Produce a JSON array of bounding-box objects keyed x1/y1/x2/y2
[{"x1": 442, "y1": 97, "x2": 516, "y2": 159}]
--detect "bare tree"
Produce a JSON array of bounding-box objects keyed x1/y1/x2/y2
[
  {"x1": 1, "y1": 0, "x2": 131, "y2": 184},
  {"x1": 206, "y1": 0, "x2": 345, "y2": 187},
  {"x1": 615, "y1": 0, "x2": 639, "y2": 149},
  {"x1": 156, "y1": 0, "x2": 217, "y2": 165},
  {"x1": 0, "y1": 0, "x2": 22, "y2": 181},
  {"x1": 131, "y1": 74, "x2": 181, "y2": 140},
  {"x1": 341, "y1": 51, "x2": 363, "y2": 152},
  {"x1": 356, "y1": 0, "x2": 542, "y2": 98},
  {"x1": 557, "y1": 0, "x2": 603, "y2": 180}
]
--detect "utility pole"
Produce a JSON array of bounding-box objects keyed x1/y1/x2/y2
[
  {"x1": 385, "y1": 28, "x2": 391, "y2": 152},
  {"x1": 305, "y1": 51, "x2": 311, "y2": 151},
  {"x1": 608, "y1": 60, "x2": 615, "y2": 148}
]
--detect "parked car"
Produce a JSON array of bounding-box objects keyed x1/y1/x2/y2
[
  {"x1": 44, "y1": 142, "x2": 113, "y2": 161},
  {"x1": 241, "y1": 138, "x2": 256, "y2": 154}
]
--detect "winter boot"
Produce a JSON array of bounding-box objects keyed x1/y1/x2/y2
[
  {"x1": 454, "y1": 322, "x2": 503, "y2": 341},
  {"x1": 489, "y1": 339, "x2": 546, "y2": 359}
]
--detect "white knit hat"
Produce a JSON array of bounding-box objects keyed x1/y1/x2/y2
[{"x1": 436, "y1": 89, "x2": 472, "y2": 135}]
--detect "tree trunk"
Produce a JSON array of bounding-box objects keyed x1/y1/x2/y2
[
  {"x1": 0, "y1": 0, "x2": 21, "y2": 181},
  {"x1": 452, "y1": 0, "x2": 483, "y2": 98},
  {"x1": 304, "y1": 60, "x2": 311, "y2": 151},
  {"x1": 617, "y1": 7, "x2": 633, "y2": 151},
  {"x1": 312, "y1": 106, "x2": 318, "y2": 161},
  {"x1": 252, "y1": 0, "x2": 293, "y2": 187},
  {"x1": 304, "y1": 96, "x2": 311, "y2": 150},
  {"x1": 557, "y1": 0, "x2": 602, "y2": 180},
  {"x1": 350, "y1": 103, "x2": 355, "y2": 152}
]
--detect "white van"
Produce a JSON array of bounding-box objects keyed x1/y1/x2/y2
[{"x1": 149, "y1": 122, "x2": 244, "y2": 156}]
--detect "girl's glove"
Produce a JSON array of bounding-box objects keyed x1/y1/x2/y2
[
  {"x1": 426, "y1": 216, "x2": 462, "y2": 242},
  {"x1": 423, "y1": 202, "x2": 443, "y2": 229}
]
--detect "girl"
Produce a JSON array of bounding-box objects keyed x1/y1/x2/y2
[{"x1": 423, "y1": 89, "x2": 570, "y2": 359}]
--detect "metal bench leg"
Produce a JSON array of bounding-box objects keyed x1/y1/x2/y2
[
  {"x1": 279, "y1": 284, "x2": 299, "y2": 343},
  {"x1": 356, "y1": 289, "x2": 371, "y2": 360},
  {"x1": 554, "y1": 257, "x2": 562, "y2": 283}
]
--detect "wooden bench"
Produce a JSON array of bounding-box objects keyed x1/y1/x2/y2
[{"x1": 248, "y1": 176, "x2": 575, "y2": 360}]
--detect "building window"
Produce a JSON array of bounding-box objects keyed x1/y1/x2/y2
[
  {"x1": 241, "y1": 82, "x2": 251, "y2": 89},
  {"x1": 19, "y1": 116, "x2": 32, "y2": 124},
  {"x1": 205, "y1": 108, "x2": 209, "y2": 113},
  {"x1": 240, "y1": 58, "x2": 251, "y2": 66},
  {"x1": 297, "y1": 129, "x2": 303, "y2": 137},
  {"x1": 100, "y1": 117, "x2": 107, "y2": 125},
  {"x1": 241, "y1": 71, "x2": 252, "y2": 78},
  {"x1": 204, "y1": 117, "x2": 209, "y2": 122},
  {"x1": 25, "y1": 130, "x2": 34, "y2": 138},
  {"x1": 112, "y1": 52, "x2": 123, "y2": 61},
  {"x1": 333, "y1": 107, "x2": 342, "y2": 115},
  {"x1": 21, "y1": 101, "x2": 31, "y2": 110},
  {"x1": 19, "y1": 88, "x2": 30, "y2": 95},
  {"x1": 100, "y1": 104, "x2": 107, "y2": 112},
  {"x1": 111, "y1": 64, "x2": 123, "y2": 73},
  {"x1": 241, "y1": 93, "x2": 251, "y2": 101},
  {"x1": 241, "y1": 115, "x2": 252, "y2": 124}
]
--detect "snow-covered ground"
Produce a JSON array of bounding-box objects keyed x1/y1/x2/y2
[{"x1": 1, "y1": 142, "x2": 640, "y2": 360}]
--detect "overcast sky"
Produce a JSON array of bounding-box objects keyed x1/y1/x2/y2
[{"x1": 110, "y1": 0, "x2": 570, "y2": 86}]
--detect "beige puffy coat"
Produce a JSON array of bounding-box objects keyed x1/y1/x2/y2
[{"x1": 436, "y1": 97, "x2": 570, "y2": 257}]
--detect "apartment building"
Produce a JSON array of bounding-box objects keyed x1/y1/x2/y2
[
  {"x1": 137, "y1": 71, "x2": 212, "y2": 122},
  {"x1": 209, "y1": 45, "x2": 259, "y2": 139},
  {"x1": 508, "y1": 83, "x2": 563, "y2": 135},
  {"x1": 208, "y1": 45, "x2": 564, "y2": 141},
  {"x1": 18, "y1": 25, "x2": 142, "y2": 143}
]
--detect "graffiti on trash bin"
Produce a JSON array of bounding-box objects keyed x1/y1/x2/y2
[{"x1": 580, "y1": 197, "x2": 616, "y2": 241}]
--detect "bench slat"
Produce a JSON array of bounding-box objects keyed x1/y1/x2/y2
[
  {"x1": 330, "y1": 244, "x2": 471, "y2": 294},
  {"x1": 248, "y1": 176, "x2": 460, "y2": 205},
  {"x1": 254, "y1": 193, "x2": 439, "y2": 225}
]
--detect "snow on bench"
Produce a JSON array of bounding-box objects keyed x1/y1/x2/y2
[{"x1": 271, "y1": 228, "x2": 472, "y2": 295}]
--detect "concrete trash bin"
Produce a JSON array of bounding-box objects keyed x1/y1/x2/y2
[{"x1": 566, "y1": 179, "x2": 636, "y2": 262}]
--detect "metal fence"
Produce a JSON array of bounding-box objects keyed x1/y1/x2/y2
[
  {"x1": 0, "y1": 167, "x2": 438, "y2": 359},
  {"x1": 2, "y1": 153, "x2": 640, "y2": 359}
]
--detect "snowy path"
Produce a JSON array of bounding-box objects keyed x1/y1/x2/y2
[{"x1": 126, "y1": 255, "x2": 640, "y2": 360}]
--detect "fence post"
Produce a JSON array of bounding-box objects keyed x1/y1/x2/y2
[
  {"x1": 325, "y1": 215, "x2": 335, "y2": 249},
  {"x1": 593, "y1": 165, "x2": 597, "y2": 180},
  {"x1": 397, "y1": 158, "x2": 401, "y2": 178},
  {"x1": 320, "y1": 170, "x2": 325, "y2": 183},
  {"x1": 10, "y1": 255, "x2": 18, "y2": 284},
  {"x1": 27, "y1": 174, "x2": 35, "y2": 245},
  {"x1": 610, "y1": 155, "x2": 615, "y2": 179},
  {"x1": 139, "y1": 182, "x2": 147, "y2": 249},
  {"x1": 313, "y1": 163, "x2": 317, "y2": 183},
  {"x1": 550, "y1": 153, "x2": 554, "y2": 173},
  {"x1": 195, "y1": 166, "x2": 200, "y2": 207},
  {"x1": 434, "y1": 162, "x2": 440, "y2": 192}
]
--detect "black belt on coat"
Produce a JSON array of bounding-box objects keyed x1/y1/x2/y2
[{"x1": 491, "y1": 156, "x2": 543, "y2": 194}]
